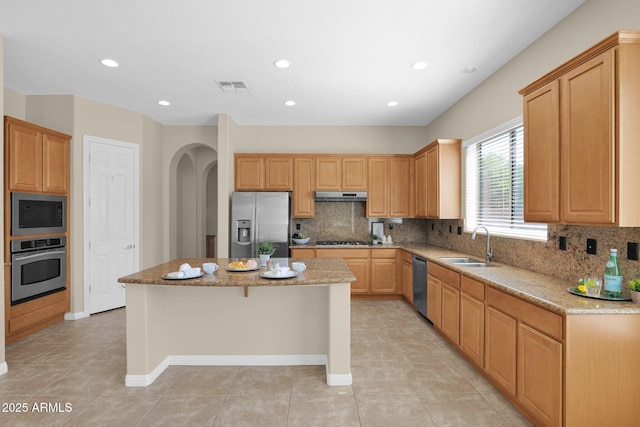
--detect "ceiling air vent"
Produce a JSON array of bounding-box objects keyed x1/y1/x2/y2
[{"x1": 216, "y1": 81, "x2": 249, "y2": 93}]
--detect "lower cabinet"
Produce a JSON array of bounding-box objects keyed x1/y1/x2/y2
[
  {"x1": 484, "y1": 306, "x2": 517, "y2": 396},
  {"x1": 344, "y1": 258, "x2": 370, "y2": 294},
  {"x1": 401, "y1": 250, "x2": 413, "y2": 303},
  {"x1": 459, "y1": 276, "x2": 485, "y2": 368},
  {"x1": 428, "y1": 262, "x2": 460, "y2": 344},
  {"x1": 290, "y1": 248, "x2": 316, "y2": 258},
  {"x1": 426, "y1": 274, "x2": 441, "y2": 327},
  {"x1": 370, "y1": 249, "x2": 397, "y2": 293},
  {"x1": 440, "y1": 281, "x2": 460, "y2": 346}
]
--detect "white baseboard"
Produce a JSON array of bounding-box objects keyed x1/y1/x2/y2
[
  {"x1": 64, "y1": 311, "x2": 90, "y2": 321},
  {"x1": 125, "y1": 354, "x2": 335, "y2": 387},
  {"x1": 0, "y1": 362, "x2": 8, "y2": 376}
]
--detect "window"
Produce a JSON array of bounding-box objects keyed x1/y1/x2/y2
[{"x1": 465, "y1": 117, "x2": 547, "y2": 241}]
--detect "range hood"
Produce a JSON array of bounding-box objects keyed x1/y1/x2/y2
[{"x1": 314, "y1": 191, "x2": 367, "y2": 202}]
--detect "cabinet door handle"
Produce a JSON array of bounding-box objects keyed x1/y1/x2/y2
[{"x1": 124, "y1": 244, "x2": 133, "y2": 249}]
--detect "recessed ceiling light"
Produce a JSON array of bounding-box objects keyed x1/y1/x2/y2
[
  {"x1": 462, "y1": 66, "x2": 477, "y2": 73},
  {"x1": 412, "y1": 61, "x2": 429, "y2": 70},
  {"x1": 387, "y1": 101, "x2": 399, "y2": 107},
  {"x1": 158, "y1": 100, "x2": 171, "y2": 106},
  {"x1": 284, "y1": 100, "x2": 296, "y2": 106},
  {"x1": 274, "y1": 59, "x2": 291, "y2": 69},
  {"x1": 100, "y1": 58, "x2": 119, "y2": 68}
]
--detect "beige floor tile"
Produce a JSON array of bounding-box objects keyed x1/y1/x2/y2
[
  {"x1": 355, "y1": 394, "x2": 435, "y2": 427},
  {"x1": 483, "y1": 392, "x2": 535, "y2": 427},
  {"x1": 63, "y1": 395, "x2": 158, "y2": 426},
  {"x1": 350, "y1": 341, "x2": 398, "y2": 366},
  {"x1": 287, "y1": 395, "x2": 360, "y2": 427},
  {"x1": 291, "y1": 365, "x2": 353, "y2": 396},
  {"x1": 404, "y1": 363, "x2": 478, "y2": 394},
  {"x1": 82, "y1": 342, "x2": 126, "y2": 366},
  {"x1": 351, "y1": 365, "x2": 415, "y2": 395},
  {"x1": 453, "y1": 362, "x2": 499, "y2": 394},
  {"x1": 419, "y1": 393, "x2": 508, "y2": 427},
  {"x1": 30, "y1": 343, "x2": 112, "y2": 366},
  {"x1": 388, "y1": 340, "x2": 447, "y2": 365},
  {"x1": 166, "y1": 366, "x2": 239, "y2": 396},
  {"x1": 227, "y1": 366, "x2": 293, "y2": 396},
  {"x1": 213, "y1": 395, "x2": 289, "y2": 426},
  {"x1": 0, "y1": 363, "x2": 76, "y2": 396},
  {"x1": 138, "y1": 395, "x2": 224, "y2": 426},
  {"x1": 35, "y1": 364, "x2": 123, "y2": 398}
]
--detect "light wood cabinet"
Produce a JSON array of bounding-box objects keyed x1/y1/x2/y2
[
  {"x1": 234, "y1": 154, "x2": 293, "y2": 191},
  {"x1": 426, "y1": 274, "x2": 441, "y2": 327},
  {"x1": 342, "y1": 157, "x2": 367, "y2": 190},
  {"x1": 290, "y1": 248, "x2": 315, "y2": 257},
  {"x1": 459, "y1": 276, "x2": 485, "y2": 368},
  {"x1": 315, "y1": 157, "x2": 341, "y2": 190},
  {"x1": 401, "y1": 251, "x2": 413, "y2": 303},
  {"x1": 389, "y1": 156, "x2": 412, "y2": 217},
  {"x1": 5, "y1": 116, "x2": 70, "y2": 194},
  {"x1": 520, "y1": 31, "x2": 640, "y2": 226},
  {"x1": 366, "y1": 157, "x2": 389, "y2": 217},
  {"x1": 485, "y1": 305, "x2": 517, "y2": 396},
  {"x1": 315, "y1": 248, "x2": 370, "y2": 294},
  {"x1": 518, "y1": 323, "x2": 562, "y2": 427},
  {"x1": 315, "y1": 156, "x2": 366, "y2": 191},
  {"x1": 430, "y1": 262, "x2": 460, "y2": 346},
  {"x1": 293, "y1": 158, "x2": 315, "y2": 218},
  {"x1": 523, "y1": 81, "x2": 560, "y2": 222},
  {"x1": 414, "y1": 139, "x2": 461, "y2": 219},
  {"x1": 370, "y1": 249, "x2": 397, "y2": 293}
]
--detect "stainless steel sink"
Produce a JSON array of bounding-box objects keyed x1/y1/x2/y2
[{"x1": 439, "y1": 257, "x2": 497, "y2": 267}]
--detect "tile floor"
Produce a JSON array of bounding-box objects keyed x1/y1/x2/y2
[{"x1": 0, "y1": 300, "x2": 533, "y2": 426}]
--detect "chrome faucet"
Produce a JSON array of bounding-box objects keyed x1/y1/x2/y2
[{"x1": 472, "y1": 226, "x2": 494, "y2": 263}]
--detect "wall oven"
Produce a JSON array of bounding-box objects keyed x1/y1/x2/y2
[
  {"x1": 11, "y1": 192, "x2": 67, "y2": 236},
  {"x1": 11, "y1": 236, "x2": 67, "y2": 305}
]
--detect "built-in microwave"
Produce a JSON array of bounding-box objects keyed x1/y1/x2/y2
[{"x1": 11, "y1": 192, "x2": 67, "y2": 236}]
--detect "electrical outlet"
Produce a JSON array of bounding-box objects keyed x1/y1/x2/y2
[
  {"x1": 431, "y1": 224, "x2": 434, "y2": 231},
  {"x1": 628, "y1": 242, "x2": 639, "y2": 261},
  {"x1": 559, "y1": 236, "x2": 567, "y2": 251},
  {"x1": 586, "y1": 238, "x2": 597, "y2": 255},
  {"x1": 457, "y1": 226, "x2": 462, "y2": 235},
  {"x1": 389, "y1": 223, "x2": 394, "y2": 230},
  {"x1": 296, "y1": 223, "x2": 301, "y2": 230},
  {"x1": 449, "y1": 225, "x2": 452, "y2": 233}
]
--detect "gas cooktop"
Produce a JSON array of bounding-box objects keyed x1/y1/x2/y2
[{"x1": 315, "y1": 240, "x2": 368, "y2": 246}]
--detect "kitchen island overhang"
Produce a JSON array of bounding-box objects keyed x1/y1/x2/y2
[{"x1": 118, "y1": 258, "x2": 354, "y2": 387}]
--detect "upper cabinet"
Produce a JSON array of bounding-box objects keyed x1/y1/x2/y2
[
  {"x1": 292, "y1": 157, "x2": 315, "y2": 218},
  {"x1": 414, "y1": 139, "x2": 461, "y2": 219},
  {"x1": 315, "y1": 156, "x2": 367, "y2": 190},
  {"x1": 234, "y1": 154, "x2": 293, "y2": 191},
  {"x1": 366, "y1": 155, "x2": 412, "y2": 218},
  {"x1": 5, "y1": 116, "x2": 70, "y2": 194},
  {"x1": 520, "y1": 31, "x2": 640, "y2": 226}
]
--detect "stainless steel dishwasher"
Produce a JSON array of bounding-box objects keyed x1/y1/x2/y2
[{"x1": 412, "y1": 255, "x2": 428, "y2": 318}]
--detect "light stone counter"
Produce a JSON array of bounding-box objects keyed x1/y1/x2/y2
[
  {"x1": 400, "y1": 243, "x2": 640, "y2": 315},
  {"x1": 119, "y1": 257, "x2": 354, "y2": 387}
]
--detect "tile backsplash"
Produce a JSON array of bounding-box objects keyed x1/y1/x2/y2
[{"x1": 296, "y1": 202, "x2": 640, "y2": 284}]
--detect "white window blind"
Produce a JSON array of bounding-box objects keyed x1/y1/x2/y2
[{"x1": 465, "y1": 118, "x2": 548, "y2": 241}]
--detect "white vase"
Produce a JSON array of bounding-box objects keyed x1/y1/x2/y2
[
  {"x1": 631, "y1": 290, "x2": 640, "y2": 304},
  {"x1": 259, "y1": 254, "x2": 271, "y2": 266}
]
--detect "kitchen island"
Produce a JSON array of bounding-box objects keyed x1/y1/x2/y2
[{"x1": 118, "y1": 257, "x2": 354, "y2": 387}]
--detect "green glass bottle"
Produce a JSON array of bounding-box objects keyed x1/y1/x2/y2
[{"x1": 603, "y1": 249, "x2": 622, "y2": 298}]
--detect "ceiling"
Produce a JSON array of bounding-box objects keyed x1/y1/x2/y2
[{"x1": 0, "y1": 0, "x2": 585, "y2": 126}]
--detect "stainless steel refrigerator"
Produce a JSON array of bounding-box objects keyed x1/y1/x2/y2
[{"x1": 230, "y1": 192, "x2": 290, "y2": 258}]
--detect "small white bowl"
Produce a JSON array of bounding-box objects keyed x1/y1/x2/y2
[{"x1": 292, "y1": 237, "x2": 310, "y2": 245}]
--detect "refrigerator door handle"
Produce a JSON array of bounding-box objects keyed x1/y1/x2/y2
[{"x1": 253, "y1": 207, "x2": 258, "y2": 257}]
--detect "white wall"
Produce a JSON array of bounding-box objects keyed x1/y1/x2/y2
[{"x1": 422, "y1": 0, "x2": 640, "y2": 142}]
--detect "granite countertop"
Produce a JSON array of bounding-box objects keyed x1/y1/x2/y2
[
  {"x1": 118, "y1": 257, "x2": 356, "y2": 287},
  {"x1": 291, "y1": 242, "x2": 402, "y2": 249},
  {"x1": 400, "y1": 243, "x2": 640, "y2": 316}
]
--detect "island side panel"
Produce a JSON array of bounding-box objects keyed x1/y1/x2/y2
[
  {"x1": 165, "y1": 285, "x2": 329, "y2": 356},
  {"x1": 126, "y1": 284, "x2": 170, "y2": 381},
  {"x1": 327, "y1": 282, "x2": 352, "y2": 385}
]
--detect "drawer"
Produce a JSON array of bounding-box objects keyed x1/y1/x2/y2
[
  {"x1": 461, "y1": 276, "x2": 485, "y2": 301},
  {"x1": 402, "y1": 250, "x2": 413, "y2": 263},
  {"x1": 371, "y1": 248, "x2": 397, "y2": 259},
  {"x1": 291, "y1": 248, "x2": 315, "y2": 258},
  {"x1": 486, "y1": 287, "x2": 563, "y2": 341},
  {"x1": 429, "y1": 262, "x2": 460, "y2": 289},
  {"x1": 315, "y1": 248, "x2": 370, "y2": 259}
]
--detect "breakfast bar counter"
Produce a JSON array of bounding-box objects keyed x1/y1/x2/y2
[{"x1": 118, "y1": 258, "x2": 355, "y2": 387}]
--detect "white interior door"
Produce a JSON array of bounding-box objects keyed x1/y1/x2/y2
[{"x1": 85, "y1": 136, "x2": 139, "y2": 314}]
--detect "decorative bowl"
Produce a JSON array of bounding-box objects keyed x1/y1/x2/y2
[{"x1": 292, "y1": 237, "x2": 311, "y2": 245}]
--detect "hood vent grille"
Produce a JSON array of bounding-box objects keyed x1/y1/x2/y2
[
  {"x1": 315, "y1": 191, "x2": 367, "y2": 202},
  {"x1": 216, "y1": 81, "x2": 249, "y2": 92}
]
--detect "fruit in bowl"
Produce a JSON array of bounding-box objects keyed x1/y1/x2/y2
[{"x1": 292, "y1": 233, "x2": 310, "y2": 245}]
